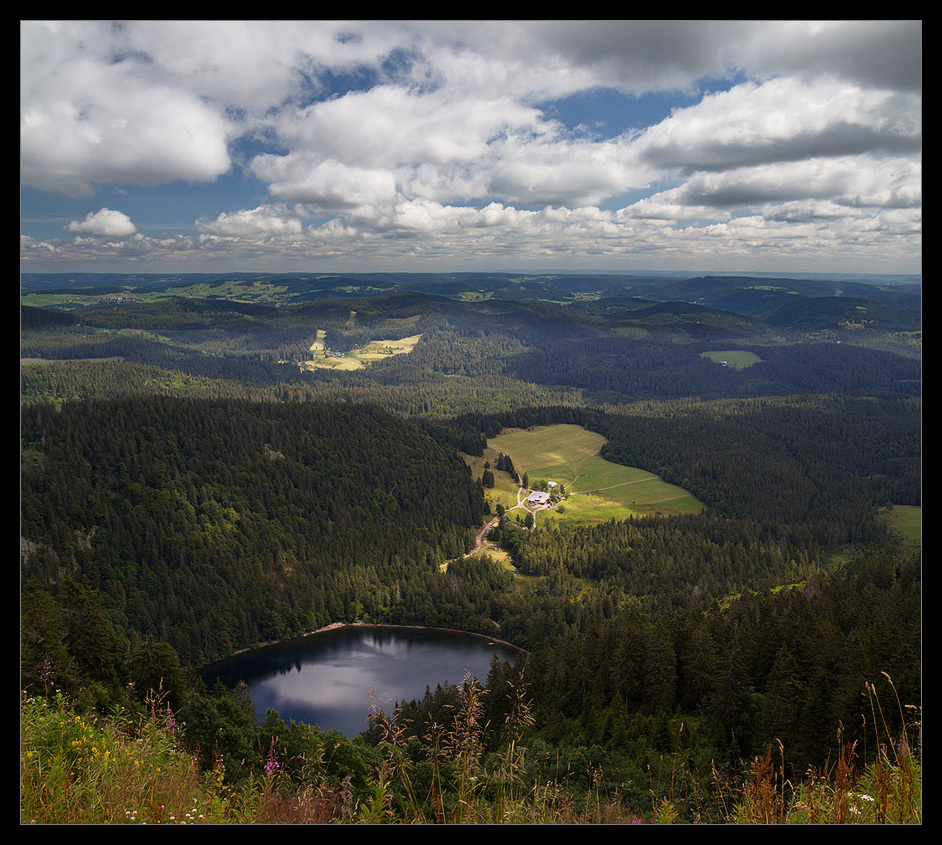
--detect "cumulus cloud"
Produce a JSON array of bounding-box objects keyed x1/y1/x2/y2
[
  {"x1": 22, "y1": 21, "x2": 233, "y2": 196},
  {"x1": 659, "y1": 155, "x2": 920, "y2": 211},
  {"x1": 251, "y1": 156, "x2": 399, "y2": 208},
  {"x1": 632, "y1": 77, "x2": 921, "y2": 173},
  {"x1": 196, "y1": 205, "x2": 304, "y2": 238},
  {"x1": 484, "y1": 137, "x2": 648, "y2": 207},
  {"x1": 265, "y1": 84, "x2": 547, "y2": 175},
  {"x1": 64, "y1": 208, "x2": 138, "y2": 237},
  {"x1": 725, "y1": 20, "x2": 923, "y2": 92}
]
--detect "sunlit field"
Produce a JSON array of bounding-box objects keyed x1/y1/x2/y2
[
  {"x1": 301, "y1": 333, "x2": 422, "y2": 371},
  {"x1": 700, "y1": 350, "x2": 762, "y2": 368},
  {"x1": 487, "y1": 424, "x2": 703, "y2": 524}
]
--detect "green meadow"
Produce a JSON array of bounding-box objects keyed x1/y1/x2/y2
[
  {"x1": 882, "y1": 504, "x2": 921, "y2": 547},
  {"x1": 700, "y1": 349, "x2": 762, "y2": 368},
  {"x1": 465, "y1": 447, "x2": 521, "y2": 514},
  {"x1": 487, "y1": 424, "x2": 704, "y2": 524}
]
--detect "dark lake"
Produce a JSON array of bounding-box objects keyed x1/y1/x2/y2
[{"x1": 203, "y1": 626, "x2": 523, "y2": 738}]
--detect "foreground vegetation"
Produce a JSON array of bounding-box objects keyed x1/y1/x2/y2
[
  {"x1": 22, "y1": 669, "x2": 919, "y2": 824},
  {"x1": 21, "y1": 539, "x2": 921, "y2": 823}
]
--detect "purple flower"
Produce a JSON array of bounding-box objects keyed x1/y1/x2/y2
[{"x1": 264, "y1": 738, "x2": 280, "y2": 776}]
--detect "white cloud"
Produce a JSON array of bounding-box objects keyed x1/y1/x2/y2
[
  {"x1": 196, "y1": 205, "x2": 305, "y2": 238},
  {"x1": 64, "y1": 208, "x2": 138, "y2": 237},
  {"x1": 632, "y1": 77, "x2": 921, "y2": 173},
  {"x1": 268, "y1": 83, "x2": 546, "y2": 169},
  {"x1": 484, "y1": 137, "x2": 649, "y2": 207},
  {"x1": 662, "y1": 155, "x2": 920, "y2": 211},
  {"x1": 22, "y1": 21, "x2": 233, "y2": 196},
  {"x1": 251, "y1": 156, "x2": 399, "y2": 208},
  {"x1": 724, "y1": 20, "x2": 922, "y2": 91}
]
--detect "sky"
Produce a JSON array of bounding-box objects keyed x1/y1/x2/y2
[{"x1": 20, "y1": 20, "x2": 922, "y2": 275}]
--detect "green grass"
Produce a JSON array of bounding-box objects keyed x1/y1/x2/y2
[
  {"x1": 21, "y1": 693, "x2": 224, "y2": 824},
  {"x1": 881, "y1": 505, "x2": 921, "y2": 546},
  {"x1": 542, "y1": 488, "x2": 703, "y2": 525},
  {"x1": 489, "y1": 425, "x2": 607, "y2": 486},
  {"x1": 612, "y1": 326, "x2": 651, "y2": 338},
  {"x1": 465, "y1": 448, "x2": 525, "y2": 513},
  {"x1": 486, "y1": 425, "x2": 704, "y2": 524},
  {"x1": 700, "y1": 350, "x2": 762, "y2": 368}
]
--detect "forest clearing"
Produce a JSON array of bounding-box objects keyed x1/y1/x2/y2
[
  {"x1": 301, "y1": 332, "x2": 423, "y2": 371},
  {"x1": 486, "y1": 424, "x2": 704, "y2": 524}
]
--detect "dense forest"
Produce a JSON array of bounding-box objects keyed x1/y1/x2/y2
[{"x1": 20, "y1": 272, "x2": 921, "y2": 822}]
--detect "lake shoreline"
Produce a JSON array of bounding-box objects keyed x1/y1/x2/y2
[
  {"x1": 201, "y1": 621, "x2": 529, "y2": 673},
  {"x1": 200, "y1": 623, "x2": 528, "y2": 737}
]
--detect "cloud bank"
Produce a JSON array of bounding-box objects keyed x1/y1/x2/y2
[{"x1": 21, "y1": 20, "x2": 921, "y2": 272}]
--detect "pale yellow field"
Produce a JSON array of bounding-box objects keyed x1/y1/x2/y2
[{"x1": 301, "y1": 333, "x2": 422, "y2": 371}]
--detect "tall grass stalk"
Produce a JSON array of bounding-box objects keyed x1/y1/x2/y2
[
  {"x1": 365, "y1": 694, "x2": 426, "y2": 823},
  {"x1": 446, "y1": 671, "x2": 487, "y2": 823},
  {"x1": 735, "y1": 675, "x2": 920, "y2": 824}
]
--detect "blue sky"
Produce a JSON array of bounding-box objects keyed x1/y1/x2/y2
[{"x1": 21, "y1": 21, "x2": 922, "y2": 275}]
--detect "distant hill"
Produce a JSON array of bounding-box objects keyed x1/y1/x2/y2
[{"x1": 760, "y1": 295, "x2": 922, "y2": 331}]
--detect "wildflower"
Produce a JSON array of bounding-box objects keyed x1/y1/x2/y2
[{"x1": 264, "y1": 737, "x2": 280, "y2": 777}]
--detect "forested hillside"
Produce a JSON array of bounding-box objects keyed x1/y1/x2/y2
[{"x1": 21, "y1": 397, "x2": 487, "y2": 664}]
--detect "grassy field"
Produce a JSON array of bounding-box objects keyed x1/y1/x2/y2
[
  {"x1": 700, "y1": 350, "x2": 762, "y2": 368},
  {"x1": 308, "y1": 328, "x2": 327, "y2": 353},
  {"x1": 301, "y1": 333, "x2": 422, "y2": 371},
  {"x1": 881, "y1": 504, "x2": 921, "y2": 546},
  {"x1": 483, "y1": 424, "x2": 704, "y2": 524},
  {"x1": 464, "y1": 449, "x2": 522, "y2": 513}
]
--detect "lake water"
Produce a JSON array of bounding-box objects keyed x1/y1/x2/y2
[{"x1": 203, "y1": 626, "x2": 523, "y2": 738}]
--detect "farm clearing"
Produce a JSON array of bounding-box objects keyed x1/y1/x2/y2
[
  {"x1": 481, "y1": 424, "x2": 704, "y2": 525},
  {"x1": 301, "y1": 332, "x2": 423, "y2": 371}
]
